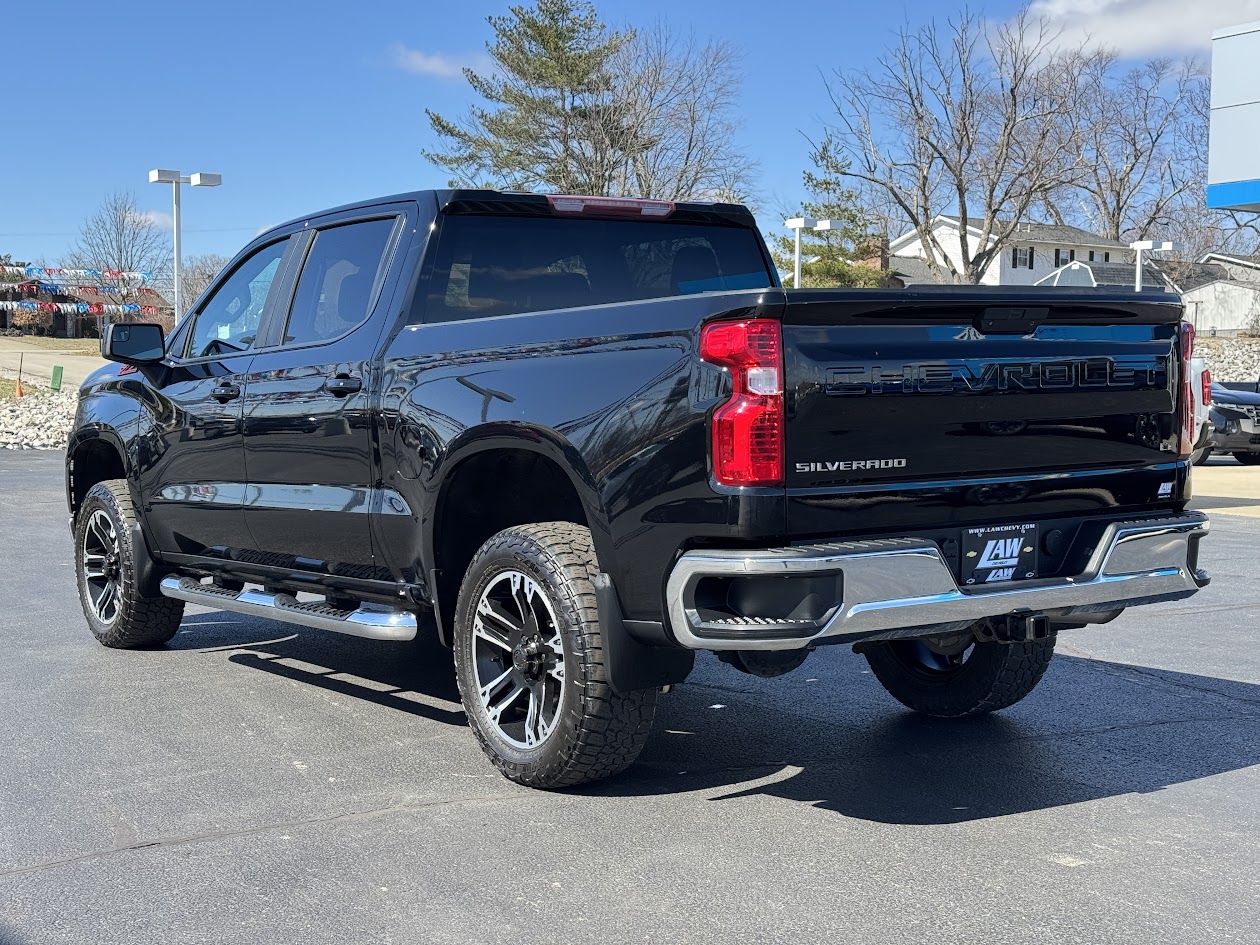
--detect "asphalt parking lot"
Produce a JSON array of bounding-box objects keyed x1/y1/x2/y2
[{"x1": 1, "y1": 452, "x2": 1257, "y2": 945}]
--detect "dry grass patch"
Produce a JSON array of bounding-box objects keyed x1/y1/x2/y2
[
  {"x1": 1, "y1": 337, "x2": 100, "y2": 356},
  {"x1": 0, "y1": 378, "x2": 48, "y2": 398}
]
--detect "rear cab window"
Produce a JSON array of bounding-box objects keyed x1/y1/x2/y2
[
  {"x1": 423, "y1": 214, "x2": 774, "y2": 323},
  {"x1": 282, "y1": 217, "x2": 399, "y2": 346}
]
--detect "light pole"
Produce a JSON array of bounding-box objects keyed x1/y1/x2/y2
[
  {"x1": 148, "y1": 168, "x2": 222, "y2": 319},
  {"x1": 784, "y1": 217, "x2": 816, "y2": 288},
  {"x1": 1129, "y1": 239, "x2": 1173, "y2": 292}
]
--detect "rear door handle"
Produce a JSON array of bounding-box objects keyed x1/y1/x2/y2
[
  {"x1": 326, "y1": 375, "x2": 362, "y2": 396},
  {"x1": 211, "y1": 384, "x2": 241, "y2": 402}
]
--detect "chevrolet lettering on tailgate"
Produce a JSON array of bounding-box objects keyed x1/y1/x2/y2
[{"x1": 824, "y1": 356, "x2": 1170, "y2": 396}]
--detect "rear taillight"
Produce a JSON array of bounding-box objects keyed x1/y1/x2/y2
[
  {"x1": 1203, "y1": 368, "x2": 1212, "y2": 407},
  {"x1": 1179, "y1": 321, "x2": 1195, "y2": 458},
  {"x1": 700, "y1": 319, "x2": 784, "y2": 486}
]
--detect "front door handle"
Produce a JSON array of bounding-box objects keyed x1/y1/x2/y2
[
  {"x1": 326, "y1": 375, "x2": 362, "y2": 397},
  {"x1": 211, "y1": 384, "x2": 241, "y2": 402}
]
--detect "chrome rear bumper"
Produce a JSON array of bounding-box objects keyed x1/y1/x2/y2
[{"x1": 665, "y1": 513, "x2": 1209, "y2": 651}]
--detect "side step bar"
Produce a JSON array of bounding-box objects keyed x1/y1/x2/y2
[{"x1": 159, "y1": 576, "x2": 418, "y2": 641}]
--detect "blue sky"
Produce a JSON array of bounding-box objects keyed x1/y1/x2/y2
[{"x1": 0, "y1": 0, "x2": 1247, "y2": 266}]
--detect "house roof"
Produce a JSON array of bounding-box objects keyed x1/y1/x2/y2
[
  {"x1": 889, "y1": 215, "x2": 1128, "y2": 255},
  {"x1": 937, "y1": 216, "x2": 1128, "y2": 249},
  {"x1": 1036, "y1": 260, "x2": 1170, "y2": 290},
  {"x1": 0, "y1": 279, "x2": 172, "y2": 310},
  {"x1": 1159, "y1": 261, "x2": 1232, "y2": 293},
  {"x1": 888, "y1": 254, "x2": 946, "y2": 285},
  {"x1": 1090, "y1": 262, "x2": 1169, "y2": 289},
  {"x1": 1198, "y1": 251, "x2": 1260, "y2": 270},
  {"x1": 61, "y1": 286, "x2": 173, "y2": 309}
]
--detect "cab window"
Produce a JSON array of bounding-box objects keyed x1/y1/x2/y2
[
  {"x1": 281, "y1": 218, "x2": 397, "y2": 346},
  {"x1": 184, "y1": 239, "x2": 289, "y2": 359}
]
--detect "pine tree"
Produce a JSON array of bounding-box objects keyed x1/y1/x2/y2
[
  {"x1": 772, "y1": 137, "x2": 889, "y2": 288},
  {"x1": 423, "y1": 0, "x2": 631, "y2": 193},
  {"x1": 423, "y1": 1, "x2": 752, "y2": 201}
]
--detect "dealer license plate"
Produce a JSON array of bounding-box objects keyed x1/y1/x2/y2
[{"x1": 961, "y1": 523, "x2": 1039, "y2": 586}]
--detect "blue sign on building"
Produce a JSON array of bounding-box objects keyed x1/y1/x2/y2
[{"x1": 1209, "y1": 21, "x2": 1260, "y2": 211}]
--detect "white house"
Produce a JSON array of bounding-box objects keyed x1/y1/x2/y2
[
  {"x1": 1179, "y1": 281, "x2": 1260, "y2": 335},
  {"x1": 1166, "y1": 256, "x2": 1260, "y2": 335},
  {"x1": 888, "y1": 215, "x2": 1130, "y2": 286}
]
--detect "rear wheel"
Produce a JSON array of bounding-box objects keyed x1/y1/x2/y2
[
  {"x1": 75, "y1": 480, "x2": 183, "y2": 648},
  {"x1": 1192, "y1": 446, "x2": 1212, "y2": 465},
  {"x1": 452, "y1": 522, "x2": 657, "y2": 789},
  {"x1": 1233, "y1": 452, "x2": 1260, "y2": 465},
  {"x1": 864, "y1": 631, "x2": 1055, "y2": 717}
]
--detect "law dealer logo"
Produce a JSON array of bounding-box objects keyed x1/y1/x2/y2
[
  {"x1": 963, "y1": 523, "x2": 1038, "y2": 585},
  {"x1": 977, "y1": 536, "x2": 1025, "y2": 582}
]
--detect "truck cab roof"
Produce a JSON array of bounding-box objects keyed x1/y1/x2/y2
[{"x1": 265, "y1": 189, "x2": 759, "y2": 238}]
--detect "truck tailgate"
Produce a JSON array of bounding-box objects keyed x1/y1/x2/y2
[{"x1": 782, "y1": 290, "x2": 1186, "y2": 540}]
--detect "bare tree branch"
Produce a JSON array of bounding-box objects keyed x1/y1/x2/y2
[
  {"x1": 182, "y1": 254, "x2": 232, "y2": 307},
  {"x1": 822, "y1": 10, "x2": 1089, "y2": 283},
  {"x1": 62, "y1": 192, "x2": 171, "y2": 306}
]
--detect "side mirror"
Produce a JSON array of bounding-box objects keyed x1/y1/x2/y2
[{"x1": 101, "y1": 323, "x2": 165, "y2": 364}]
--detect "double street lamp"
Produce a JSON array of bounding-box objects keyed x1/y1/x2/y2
[
  {"x1": 783, "y1": 217, "x2": 845, "y2": 288},
  {"x1": 784, "y1": 216, "x2": 816, "y2": 288},
  {"x1": 148, "y1": 168, "x2": 223, "y2": 319},
  {"x1": 1129, "y1": 239, "x2": 1174, "y2": 292}
]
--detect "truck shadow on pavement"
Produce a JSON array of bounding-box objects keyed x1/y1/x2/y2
[
  {"x1": 166, "y1": 618, "x2": 1260, "y2": 824},
  {"x1": 169, "y1": 612, "x2": 465, "y2": 727},
  {"x1": 586, "y1": 654, "x2": 1260, "y2": 824}
]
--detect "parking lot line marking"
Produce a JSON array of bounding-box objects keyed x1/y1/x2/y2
[
  {"x1": 392, "y1": 689, "x2": 464, "y2": 713},
  {"x1": 327, "y1": 672, "x2": 400, "y2": 693},
  {"x1": 272, "y1": 657, "x2": 335, "y2": 675}
]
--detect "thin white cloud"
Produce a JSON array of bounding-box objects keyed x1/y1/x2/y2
[
  {"x1": 137, "y1": 209, "x2": 174, "y2": 230},
  {"x1": 390, "y1": 43, "x2": 486, "y2": 78},
  {"x1": 1029, "y1": 0, "x2": 1260, "y2": 55}
]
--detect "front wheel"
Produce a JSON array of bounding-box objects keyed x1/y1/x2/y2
[
  {"x1": 864, "y1": 632, "x2": 1055, "y2": 717},
  {"x1": 1234, "y1": 452, "x2": 1260, "y2": 465},
  {"x1": 74, "y1": 480, "x2": 184, "y2": 648},
  {"x1": 452, "y1": 522, "x2": 657, "y2": 789}
]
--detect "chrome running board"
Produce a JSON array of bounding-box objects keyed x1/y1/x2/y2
[{"x1": 159, "y1": 576, "x2": 418, "y2": 641}]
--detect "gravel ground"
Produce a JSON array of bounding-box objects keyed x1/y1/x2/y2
[
  {"x1": 0, "y1": 372, "x2": 76, "y2": 450},
  {"x1": 1197, "y1": 336, "x2": 1260, "y2": 382}
]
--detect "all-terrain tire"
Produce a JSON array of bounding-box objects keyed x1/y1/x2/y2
[
  {"x1": 865, "y1": 634, "x2": 1056, "y2": 717},
  {"x1": 452, "y1": 522, "x2": 657, "y2": 789},
  {"x1": 74, "y1": 480, "x2": 183, "y2": 648},
  {"x1": 1233, "y1": 452, "x2": 1260, "y2": 465}
]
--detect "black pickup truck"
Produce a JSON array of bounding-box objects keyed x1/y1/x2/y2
[
  {"x1": 67, "y1": 190, "x2": 1210, "y2": 788},
  {"x1": 1207, "y1": 378, "x2": 1260, "y2": 464}
]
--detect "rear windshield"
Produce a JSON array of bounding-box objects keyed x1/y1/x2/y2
[{"x1": 422, "y1": 214, "x2": 774, "y2": 322}]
